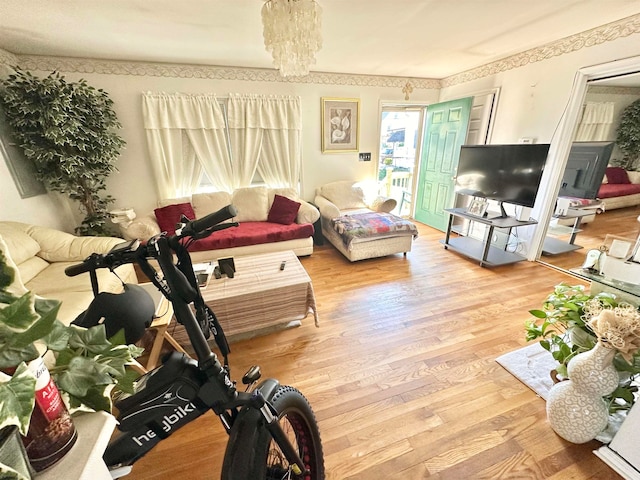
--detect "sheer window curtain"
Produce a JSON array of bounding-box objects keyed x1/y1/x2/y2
[
  {"x1": 227, "y1": 94, "x2": 302, "y2": 189},
  {"x1": 142, "y1": 93, "x2": 233, "y2": 199},
  {"x1": 574, "y1": 102, "x2": 615, "y2": 141}
]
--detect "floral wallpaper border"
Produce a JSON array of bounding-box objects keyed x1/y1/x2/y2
[{"x1": 1, "y1": 13, "x2": 639, "y2": 92}]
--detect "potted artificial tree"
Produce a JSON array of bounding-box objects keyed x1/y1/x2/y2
[
  {"x1": 615, "y1": 98, "x2": 640, "y2": 171},
  {"x1": 0, "y1": 241, "x2": 142, "y2": 472},
  {"x1": 0, "y1": 68, "x2": 125, "y2": 236}
]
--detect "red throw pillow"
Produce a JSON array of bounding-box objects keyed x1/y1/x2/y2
[
  {"x1": 267, "y1": 195, "x2": 301, "y2": 225},
  {"x1": 605, "y1": 167, "x2": 630, "y2": 184},
  {"x1": 154, "y1": 202, "x2": 195, "y2": 235}
]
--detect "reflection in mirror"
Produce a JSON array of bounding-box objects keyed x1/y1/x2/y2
[{"x1": 539, "y1": 77, "x2": 640, "y2": 275}]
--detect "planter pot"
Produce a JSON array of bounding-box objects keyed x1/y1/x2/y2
[
  {"x1": 546, "y1": 341, "x2": 619, "y2": 443},
  {"x1": 22, "y1": 356, "x2": 77, "y2": 472},
  {"x1": 0, "y1": 426, "x2": 34, "y2": 480}
]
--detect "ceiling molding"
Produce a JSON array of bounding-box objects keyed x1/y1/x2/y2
[
  {"x1": 0, "y1": 48, "x2": 18, "y2": 67},
  {"x1": 3, "y1": 13, "x2": 640, "y2": 91},
  {"x1": 441, "y1": 13, "x2": 640, "y2": 87},
  {"x1": 12, "y1": 54, "x2": 442, "y2": 91}
]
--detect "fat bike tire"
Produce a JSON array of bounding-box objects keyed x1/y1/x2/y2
[{"x1": 221, "y1": 385, "x2": 325, "y2": 480}]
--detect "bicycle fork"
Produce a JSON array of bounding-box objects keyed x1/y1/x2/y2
[{"x1": 253, "y1": 393, "x2": 307, "y2": 476}]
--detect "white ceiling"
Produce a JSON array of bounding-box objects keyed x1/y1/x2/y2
[{"x1": 1, "y1": 0, "x2": 640, "y2": 79}]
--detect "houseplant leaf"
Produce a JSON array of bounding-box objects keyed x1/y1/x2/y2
[
  {"x1": 0, "y1": 363, "x2": 36, "y2": 436},
  {"x1": 0, "y1": 293, "x2": 37, "y2": 331},
  {"x1": 54, "y1": 356, "x2": 113, "y2": 398}
]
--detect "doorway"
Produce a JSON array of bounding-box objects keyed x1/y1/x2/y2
[
  {"x1": 529, "y1": 56, "x2": 640, "y2": 264},
  {"x1": 377, "y1": 106, "x2": 425, "y2": 217}
]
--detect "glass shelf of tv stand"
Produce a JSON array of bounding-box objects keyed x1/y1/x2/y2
[{"x1": 569, "y1": 267, "x2": 640, "y2": 305}]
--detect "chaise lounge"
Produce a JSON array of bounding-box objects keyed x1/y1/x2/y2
[{"x1": 314, "y1": 180, "x2": 418, "y2": 262}]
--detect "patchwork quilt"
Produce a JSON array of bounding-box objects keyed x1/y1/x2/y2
[{"x1": 330, "y1": 212, "x2": 418, "y2": 250}]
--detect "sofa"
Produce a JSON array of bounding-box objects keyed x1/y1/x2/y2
[
  {"x1": 598, "y1": 167, "x2": 640, "y2": 210},
  {"x1": 314, "y1": 180, "x2": 418, "y2": 261},
  {"x1": 0, "y1": 221, "x2": 137, "y2": 326},
  {"x1": 120, "y1": 186, "x2": 320, "y2": 263}
]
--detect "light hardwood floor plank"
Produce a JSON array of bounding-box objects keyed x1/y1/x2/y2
[{"x1": 126, "y1": 219, "x2": 623, "y2": 479}]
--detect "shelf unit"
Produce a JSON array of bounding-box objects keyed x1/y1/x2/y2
[
  {"x1": 441, "y1": 208, "x2": 537, "y2": 267},
  {"x1": 542, "y1": 208, "x2": 598, "y2": 255}
]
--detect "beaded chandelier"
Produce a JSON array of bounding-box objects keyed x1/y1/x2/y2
[{"x1": 261, "y1": 0, "x2": 322, "y2": 77}]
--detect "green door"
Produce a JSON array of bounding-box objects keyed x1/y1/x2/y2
[{"x1": 414, "y1": 98, "x2": 472, "y2": 231}]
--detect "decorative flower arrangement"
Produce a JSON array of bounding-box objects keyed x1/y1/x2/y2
[
  {"x1": 586, "y1": 302, "x2": 640, "y2": 362},
  {"x1": 526, "y1": 283, "x2": 640, "y2": 413}
]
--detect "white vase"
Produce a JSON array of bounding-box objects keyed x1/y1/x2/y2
[{"x1": 546, "y1": 341, "x2": 619, "y2": 444}]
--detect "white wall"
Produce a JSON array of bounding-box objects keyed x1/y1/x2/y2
[
  {"x1": 0, "y1": 65, "x2": 439, "y2": 231},
  {"x1": 2, "y1": 30, "x2": 640, "y2": 233}
]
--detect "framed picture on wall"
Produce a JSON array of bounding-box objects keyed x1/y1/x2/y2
[
  {"x1": 0, "y1": 106, "x2": 46, "y2": 198},
  {"x1": 321, "y1": 97, "x2": 360, "y2": 153}
]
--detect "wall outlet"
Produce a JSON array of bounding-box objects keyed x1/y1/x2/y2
[{"x1": 359, "y1": 152, "x2": 371, "y2": 161}]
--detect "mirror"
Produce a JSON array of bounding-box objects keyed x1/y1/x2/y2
[{"x1": 539, "y1": 73, "x2": 640, "y2": 274}]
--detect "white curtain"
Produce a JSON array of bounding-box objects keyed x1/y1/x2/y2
[
  {"x1": 227, "y1": 94, "x2": 302, "y2": 189},
  {"x1": 142, "y1": 93, "x2": 233, "y2": 198},
  {"x1": 575, "y1": 102, "x2": 615, "y2": 141}
]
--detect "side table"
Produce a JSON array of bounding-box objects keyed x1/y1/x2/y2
[
  {"x1": 309, "y1": 203, "x2": 324, "y2": 246},
  {"x1": 37, "y1": 412, "x2": 116, "y2": 480}
]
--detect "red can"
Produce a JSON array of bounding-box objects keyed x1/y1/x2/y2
[{"x1": 22, "y1": 357, "x2": 77, "y2": 472}]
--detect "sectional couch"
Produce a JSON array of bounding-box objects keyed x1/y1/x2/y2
[
  {"x1": 0, "y1": 221, "x2": 137, "y2": 326},
  {"x1": 120, "y1": 186, "x2": 320, "y2": 263},
  {"x1": 597, "y1": 167, "x2": 640, "y2": 210}
]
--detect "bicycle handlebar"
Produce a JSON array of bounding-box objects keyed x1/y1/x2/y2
[
  {"x1": 64, "y1": 254, "x2": 98, "y2": 277},
  {"x1": 182, "y1": 204, "x2": 237, "y2": 237}
]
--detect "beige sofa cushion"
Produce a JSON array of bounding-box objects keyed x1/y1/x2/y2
[
  {"x1": 192, "y1": 191, "x2": 233, "y2": 219},
  {"x1": 0, "y1": 223, "x2": 41, "y2": 266},
  {"x1": 16, "y1": 256, "x2": 49, "y2": 285},
  {"x1": 27, "y1": 226, "x2": 124, "y2": 262},
  {"x1": 0, "y1": 235, "x2": 28, "y2": 298},
  {"x1": 318, "y1": 181, "x2": 367, "y2": 210},
  {"x1": 232, "y1": 186, "x2": 269, "y2": 222},
  {"x1": 25, "y1": 261, "x2": 130, "y2": 296}
]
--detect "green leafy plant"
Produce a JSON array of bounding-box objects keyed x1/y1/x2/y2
[
  {"x1": 0, "y1": 68, "x2": 125, "y2": 236},
  {"x1": 615, "y1": 98, "x2": 640, "y2": 171},
  {"x1": 0, "y1": 247, "x2": 142, "y2": 438},
  {"x1": 525, "y1": 283, "x2": 640, "y2": 413}
]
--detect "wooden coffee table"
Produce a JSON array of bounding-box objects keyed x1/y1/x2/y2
[{"x1": 199, "y1": 251, "x2": 319, "y2": 338}]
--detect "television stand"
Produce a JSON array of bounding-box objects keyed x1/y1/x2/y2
[
  {"x1": 483, "y1": 201, "x2": 508, "y2": 220},
  {"x1": 441, "y1": 208, "x2": 537, "y2": 267}
]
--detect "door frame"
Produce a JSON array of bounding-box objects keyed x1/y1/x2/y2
[
  {"x1": 377, "y1": 101, "x2": 432, "y2": 217},
  {"x1": 528, "y1": 55, "x2": 640, "y2": 261}
]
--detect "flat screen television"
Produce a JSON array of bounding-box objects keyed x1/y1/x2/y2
[
  {"x1": 557, "y1": 141, "x2": 614, "y2": 199},
  {"x1": 454, "y1": 143, "x2": 550, "y2": 216}
]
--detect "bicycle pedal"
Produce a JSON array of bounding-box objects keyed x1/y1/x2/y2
[{"x1": 242, "y1": 365, "x2": 261, "y2": 385}]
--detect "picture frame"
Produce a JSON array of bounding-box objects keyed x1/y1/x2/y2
[
  {"x1": 321, "y1": 97, "x2": 360, "y2": 153},
  {"x1": 467, "y1": 198, "x2": 488, "y2": 217}
]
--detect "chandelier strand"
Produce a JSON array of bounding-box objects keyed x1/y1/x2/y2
[{"x1": 262, "y1": 0, "x2": 323, "y2": 77}]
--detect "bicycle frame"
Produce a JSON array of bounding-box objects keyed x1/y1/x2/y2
[{"x1": 68, "y1": 211, "x2": 308, "y2": 477}]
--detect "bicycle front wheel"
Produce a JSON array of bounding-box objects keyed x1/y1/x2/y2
[{"x1": 221, "y1": 385, "x2": 325, "y2": 480}]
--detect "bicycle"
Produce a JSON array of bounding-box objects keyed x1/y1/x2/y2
[{"x1": 65, "y1": 205, "x2": 325, "y2": 479}]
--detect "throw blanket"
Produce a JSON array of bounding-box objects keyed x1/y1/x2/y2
[{"x1": 331, "y1": 212, "x2": 418, "y2": 250}]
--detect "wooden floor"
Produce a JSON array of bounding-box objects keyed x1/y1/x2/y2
[
  {"x1": 540, "y1": 205, "x2": 640, "y2": 272},
  {"x1": 126, "y1": 221, "x2": 624, "y2": 480}
]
